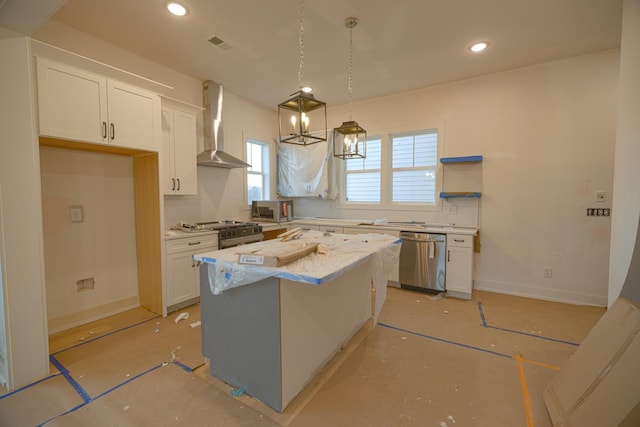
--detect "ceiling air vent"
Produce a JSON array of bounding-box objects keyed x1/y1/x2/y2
[{"x1": 208, "y1": 35, "x2": 233, "y2": 51}]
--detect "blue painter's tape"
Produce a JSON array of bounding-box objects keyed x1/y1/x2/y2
[
  {"x1": 172, "y1": 360, "x2": 193, "y2": 373},
  {"x1": 51, "y1": 315, "x2": 162, "y2": 356},
  {"x1": 477, "y1": 302, "x2": 488, "y2": 327},
  {"x1": 477, "y1": 301, "x2": 579, "y2": 346},
  {"x1": 230, "y1": 387, "x2": 245, "y2": 397},
  {"x1": 378, "y1": 322, "x2": 512, "y2": 359},
  {"x1": 0, "y1": 372, "x2": 62, "y2": 401},
  {"x1": 92, "y1": 363, "x2": 164, "y2": 400},
  {"x1": 49, "y1": 355, "x2": 91, "y2": 403},
  {"x1": 486, "y1": 324, "x2": 580, "y2": 347}
]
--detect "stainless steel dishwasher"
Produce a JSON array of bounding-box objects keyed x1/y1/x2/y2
[{"x1": 399, "y1": 231, "x2": 446, "y2": 293}]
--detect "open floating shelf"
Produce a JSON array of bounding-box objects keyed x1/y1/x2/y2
[
  {"x1": 440, "y1": 191, "x2": 482, "y2": 199},
  {"x1": 440, "y1": 155, "x2": 483, "y2": 164}
]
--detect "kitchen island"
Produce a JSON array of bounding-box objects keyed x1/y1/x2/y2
[{"x1": 194, "y1": 231, "x2": 401, "y2": 412}]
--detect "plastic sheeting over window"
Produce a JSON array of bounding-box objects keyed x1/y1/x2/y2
[{"x1": 276, "y1": 134, "x2": 338, "y2": 199}]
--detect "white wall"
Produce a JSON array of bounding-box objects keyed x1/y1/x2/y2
[
  {"x1": 610, "y1": 0, "x2": 640, "y2": 305},
  {"x1": 300, "y1": 51, "x2": 619, "y2": 306},
  {"x1": 40, "y1": 148, "x2": 139, "y2": 331},
  {"x1": 0, "y1": 27, "x2": 49, "y2": 389}
]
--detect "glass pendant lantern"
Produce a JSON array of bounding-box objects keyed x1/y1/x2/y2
[
  {"x1": 277, "y1": 0, "x2": 327, "y2": 146},
  {"x1": 333, "y1": 17, "x2": 366, "y2": 159}
]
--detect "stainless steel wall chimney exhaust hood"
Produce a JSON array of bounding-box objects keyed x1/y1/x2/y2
[{"x1": 197, "y1": 80, "x2": 250, "y2": 168}]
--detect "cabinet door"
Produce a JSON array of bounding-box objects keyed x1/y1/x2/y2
[
  {"x1": 107, "y1": 80, "x2": 159, "y2": 151},
  {"x1": 446, "y1": 246, "x2": 473, "y2": 298},
  {"x1": 166, "y1": 251, "x2": 199, "y2": 306},
  {"x1": 161, "y1": 109, "x2": 178, "y2": 194},
  {"x1": 36, "y1": 58, "x2": 108, "y2": 144},
  {"x1": 171, "y1": 110, "x2": 198, "y2": 194}
]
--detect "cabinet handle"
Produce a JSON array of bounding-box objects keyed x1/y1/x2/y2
[
  {"x1": 188, "y1": 241, "x2": 201, "y2": 246},
  {"x1": 176, "y1": 178, "x2": 181, "y2": 191},
  {"x1": 110, "y1": 123, "x2": 115, "y2": 140},
  {"x1": 454, "y1": 239, "x2": 465, "y2": 242},
  {"x1": 447, "y1": 250, "x2": 450, "y2": 262},
  {"x1": 102, "y1": 121, "x2": 107, "y2": 139},
  {"x1": 171, "y1": 178, "x2": 176, "y2": 191}
]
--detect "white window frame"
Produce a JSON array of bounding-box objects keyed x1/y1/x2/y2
[
  {"x1": 344, "y1": 136, "x2": 382, "y2": 204},
  {"x1": 340, "y1": 126, "x2": 442, "y2": 212},
  {"x1": 246, "y1": 139, "x2": 270, "y2": 205},
  {"x1": 390, "y1": 129, "x2": 439, "y2": 205}
]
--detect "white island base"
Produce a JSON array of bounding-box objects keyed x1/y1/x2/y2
[{"x1": 199, "y1": 259, "x2": 373, "y2": 412}]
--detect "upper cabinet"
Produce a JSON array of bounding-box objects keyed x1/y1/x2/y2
[
  {"x1": 161, "y1": 98, "x2": 201, "y2": 195},
  {"x1": 36, "y1": 57, "x2": 160, "y2": 151}
]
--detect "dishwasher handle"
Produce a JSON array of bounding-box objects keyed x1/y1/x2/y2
[{"x1": 400, "y1": 233, "x2": 446, "y2": 243}]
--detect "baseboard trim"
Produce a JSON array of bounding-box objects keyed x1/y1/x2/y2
[
  {"x1": 474, "y1": 279, "x2": 607, "y2": 307},
  {"x1": 48, "y1": 295, "x2": 141, "y2": 334}
]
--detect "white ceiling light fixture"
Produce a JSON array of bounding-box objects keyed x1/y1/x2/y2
[
  {"x1": 277, "y1": 0, "x2": 327, "y2": 146},
  {"x1": 469, "y1": 41, "x2": 488, "y2": 53},
  {"x1": 167, "y1": 2, "x2": 188, "y2": 17},
  {"x1": 333, "y1": 17, "x2": 366, "y2": 160}
]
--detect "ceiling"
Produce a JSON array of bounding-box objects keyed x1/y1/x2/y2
[{"x1": 4, "y1": 0, "x2": 624, "y2": 109}]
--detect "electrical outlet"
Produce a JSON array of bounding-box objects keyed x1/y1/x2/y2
[
  {"x1": 69, "y1": 205, "x2": 84, "y2": 222},
  {"x1": 543, "y1": 266, "x2": 552, "y2": 279},
  {"x1": 76, "y1": 277, "x2": 95, "y2": 292},
  {"x1": 595, "y1": 191, "x2": 606, "y2": 202},
  {"x1": 447, "y1": 206, "x2": 457, "y2": 215}
]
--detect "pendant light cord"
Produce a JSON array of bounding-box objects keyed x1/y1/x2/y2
[
  {"x1": 298, "y1": 0, "x2": 305, "y2": 90},
  {"x1": 348, "y1": 22, "x2": 353, "y2": 120}
]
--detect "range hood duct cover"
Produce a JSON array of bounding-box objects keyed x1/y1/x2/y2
[{"x1": 197, "y1": 80, "x2": 250, "y2": 168}]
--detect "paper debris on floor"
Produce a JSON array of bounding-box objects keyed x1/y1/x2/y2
[{"x1": 174, "y1": 312, "x2": 189, "y2": 323}]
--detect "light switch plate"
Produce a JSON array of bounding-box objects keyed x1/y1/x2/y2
[{"x1": 69, "y1": 205, "x2": 84, "y2": 222}]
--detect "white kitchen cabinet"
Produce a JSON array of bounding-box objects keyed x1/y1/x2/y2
[
  {"x1": 446, "y1": 233, "x2": 473, "y2": 299},
  {"x1": 161, "y1": 99, "x2": 200, "y2": 195},
  {"x1": 36, "y1": 57, "x2": 160, "y2": 151},
  {"x1": 165, "y1": 234, "x2": 217, "y2": 311}
]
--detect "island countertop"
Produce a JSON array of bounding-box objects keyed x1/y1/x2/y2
[{"x1": 194, "y1": 230, "x2": 401, "y2": 294}]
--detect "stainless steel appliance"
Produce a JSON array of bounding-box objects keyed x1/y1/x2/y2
[
  {"x1": 252, "y1": 200, "x2": 294, "y2": 222},
  {"x1": 178, "y1": 221, "x2": 263, "y2": 248},
  {"x1": 399, "y1": 231, "x2": 446, "y2": 293}
]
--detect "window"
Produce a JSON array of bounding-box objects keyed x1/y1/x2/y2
[
  {"x1": 391, "y1": 130, "x2": 438, "y2": 204},
  {"x1": 246, "y1": 139, "x2": 270, "y2": 204},
  {"x1": 345, "y1": 137, "x2": 381, "y2": 202},
  {"x1": 342, "y1": 129, "x2": 439, "y2": 207}
]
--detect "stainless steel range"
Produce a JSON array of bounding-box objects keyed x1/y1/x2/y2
[{"x1": 178, "y1": 221, "x2": 263, "y2": 249}]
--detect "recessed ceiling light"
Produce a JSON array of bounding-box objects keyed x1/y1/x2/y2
[
  {"x1": 469, "y1": 42, "x2": 488, "y2": 53},
  {"x1": 167, "y1": 2, "x2": 188, "y2": 16}
]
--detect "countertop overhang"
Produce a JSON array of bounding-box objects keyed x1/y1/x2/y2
[{"x1": 194, "y1": 231, "x2": 401, "y2": 294}]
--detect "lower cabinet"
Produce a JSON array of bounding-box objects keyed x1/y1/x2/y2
[
  {"x1": 446, "y1": 234, "x2": 473, "y2": 299},
  {"x1": 165, "y1": 234, "x2": 217, "y2": 312}
]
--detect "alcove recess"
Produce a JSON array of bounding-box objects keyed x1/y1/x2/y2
[{"x1": 39, "y1": 136, "x2": 163, "y2": 314}]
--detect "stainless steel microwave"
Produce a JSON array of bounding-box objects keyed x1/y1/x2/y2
[{"x1": 252, "y1": 200, "x2": 294, "y2": 222}]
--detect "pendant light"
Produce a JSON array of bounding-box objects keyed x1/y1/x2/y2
[
  {"x1": 333, "y1": 17, "x2": 366, "y2": 159},
  {"x1": 278, "y1": 0, "x2": 327, "y2": 146}
]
